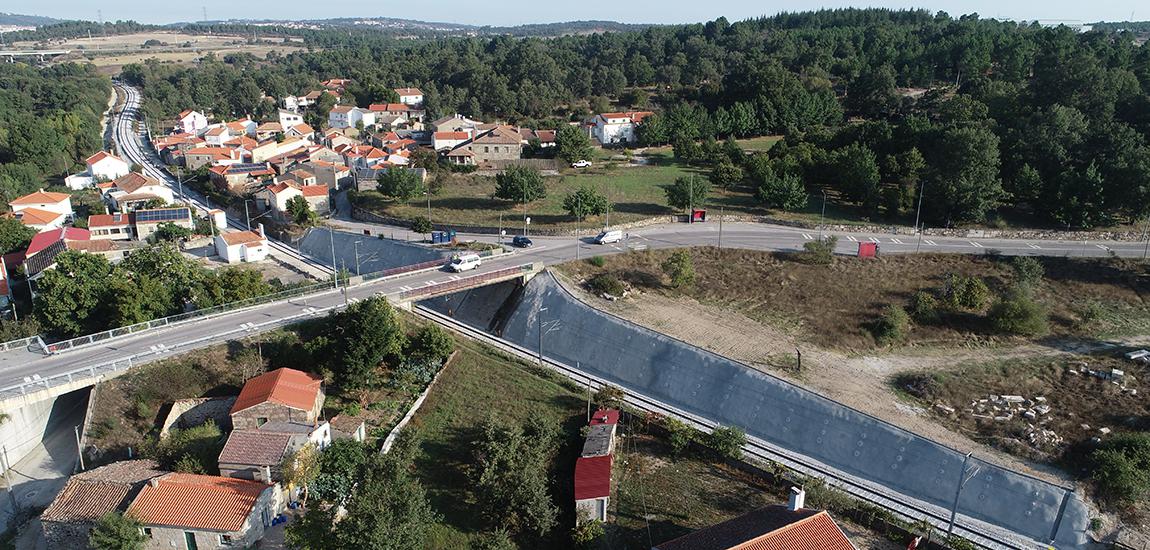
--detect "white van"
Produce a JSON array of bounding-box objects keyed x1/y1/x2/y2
[
  {"x1": 594, "y1": 229, "x2": 623, "y2": 244},
  {"x1": 448, "y1": 253, "x2": 482, "y2": 272}
]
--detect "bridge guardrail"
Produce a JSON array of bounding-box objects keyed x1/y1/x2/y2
[
  {"x1": 398, "y1": 263, "x2": 536, "y2": 302},
  {"x1": 45, "y1": 280, "x2": 338, "y2": 355},
  {"x1": 357, "y1": 247, "x2": 507, "y2": 284},
  {"x1": 0, "y1": 335, "x2": 45, "y2": 354}
]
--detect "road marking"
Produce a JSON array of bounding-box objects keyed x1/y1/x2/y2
[
  {"x1": 891, "y1": 238, "x2": 903, "y2": 244},
  {"x1": 868, "y1": 237, "x2": 880, "y2": 243},
  {"x1": 399, "y1": 286, "x2": 412, "y2": 291},
  {"x1": 1096, "y1": 244, "x2": 1110, "y2": 250},
  {"x1": 1028, "y1": 243, "x2": 1041, "y2": 249},
  {"x1": 846, "y1": 235, "x2": 858, "y2": 242},
  {"x1": 802, "y1": 233, "x2": 813, "y2": 240},
  {"x1": 923, "y1": 240, "x2": 936, "y2": 245},
  {"x1": 969, "y1": 241, "x2": 984, "y2": 248},
  {"x1": 424, "y1": 280, "x2": 438, "y2": 286},
  {"x1": 450, "y1": 275, "x2": 461, "y2": 281}
]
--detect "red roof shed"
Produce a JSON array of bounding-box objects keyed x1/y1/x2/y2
[{"x1": 574, "y1": 455, "x2": 612, "y2": 500}]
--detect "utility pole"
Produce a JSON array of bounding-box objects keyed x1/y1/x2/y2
[
  {"x1": 74, "y1": 425, "x2": 85, "y2": 471},
  {"x1": 244, "y1": 200, "x2": 252, "y2": 231},
  {"x1": 585, "y1": 367, "x2": 591, "y2": 423},
  {"x1": 946, "y1": 453, "x2": 977, "y2": 540},
  {"x1": 819, "y1": 190, "x2": 827, "y2": 240},
  {"x1": 2, "y1": 445, "x2": 17, "y2": 510},
  {"x1": 537, "y1": 307, "x2": 548, "y2": 365},
  {"x1": 576, "y1": 192, "x2": 582, "y2": 261},
  {"x1": 913, "y1": 180, "x2": 926, "y2": 237},
  {"x1": 353, "y1": 240, "x2": 362, "y2": 276},
  {"x1": 718, "y1": 207, "x2": 724, "y2": 250},
  {"x1": 328, "y1": 229, "x2": 338, "y2": 290}
]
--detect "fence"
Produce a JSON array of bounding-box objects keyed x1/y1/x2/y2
[
  {"x1": 0, "y1": 335, "x2": 44, "y2": 354},
  {"x1": 44, "y1": 280, "x2": 338, "y2": 354},
  {"x1": 397, "y1": 264, "x2": 537, "y2": 302}
]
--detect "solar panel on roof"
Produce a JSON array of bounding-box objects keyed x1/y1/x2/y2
[{"x1": 135, "y1": 208, "x2": 191, "y2": 223}]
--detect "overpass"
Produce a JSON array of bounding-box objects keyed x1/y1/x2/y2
[
  {"x1": 0, "y1": 254, "x2": 541, "y2": 473},
  {"x1": 0, "y1": 50, "x2": 70, "y2": 63}
]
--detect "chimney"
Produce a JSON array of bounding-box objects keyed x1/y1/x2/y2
[
  {"x1": 787, "y1": 487, "x2": 806, "y2": 512},
  {"x1": 148, "y1": 478, "x2": 159, "y2": 488},
  {"x1": 257, "y1": 223, "x2": 266, "y2": 238},
  {"x1": 263, "y1": 465, "x2": 272, "y2": 481}
]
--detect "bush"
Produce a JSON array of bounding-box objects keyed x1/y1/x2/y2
[
  {"x1": 664, "y1": 418, "x2": 695, "y2": 454},
  {"x1": 410, "y1": 216, "x2": 433, "y2": 234},
  {"x1": 907, "y1": 291, "x2": 939, "y2": 323},
  {"x1": 942, "y1": 274, "x2": 991, "y2": 311},
  {"x1": 707, "y1": 426, "x2": 746, "y2": 460},
  {"x1": 89, "y1": 512, "x2": 147, "y2": 550},
  {"x1": 988, "y1": 291, "x2": 1048, "y2": 336},
  {"x1": 592, "y1": 385, "x2": 626, "y2": 410},
  {"x1": 661, "y1": 250, "x2": 696, "y2": 288},
  {"x1": 870, "y1": 305, "x2": 910, "y2": 346},
  {"x1": 800, "y1": 236, "x2": 837, "y2": 265},
  {"x1": 587, "y1": 255, "x2": 606, "y2": 268},
  {"x1": 571, "y1": 519, "x2": 605, "y2": 549},
  {"x1": 1011, "y1": 256, "x2": 1045, "y2": 287},
  {"x1": 147, "y1": 420, "x2": 224, "y2": 474},
  {"x1": 406, "y1": 324, "x2": 455, "y2": 362},
  {"x1": 588, "y1": 273, "x2": 625, "y2": 296}
]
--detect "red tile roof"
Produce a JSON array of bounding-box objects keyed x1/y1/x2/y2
[
  {"x1": 654, "y1": 508, "x2": 856, "y2": 550},
  {"x1": 394, "y1": 87, "x2": 423, "y2": 96},
  {"x1": 599, "y1": 111, "x2": 655, "y2": 123},
  {"x1": 112, "y1": 172, "x2": 161, "y2": 194},
  {"x1": 434, "y1": 131, "x2": 470, "y2": 141},
  {"x1": 26, "y1": 227, "x2": 89, "y2": 257},
  {"x1": 231, "y1": 368, "x2": 322, "y2": 414},
  {"x1": 219, "y1": 230, "x2": 266, "y2": 247},
  {"x1": 87, "y1": 213, "x2": 132, "y2": 228},
  {"x1": 86, "y1": 151, "x2": 124, "y2": 165},
  {"x1": 300, "y1": 185, "x2": 328, "y2": 198},
  {"x1": 218, "y1": 430, "x2": 293, "y2": 466},
  {"x1": 41, "y1": 460, "x2": 163, "y2": 524},
  {"x1": 17, "y1": 208, "x2": 64, "y2": 227},
  {"x1": 573, "y1": 455, "x2": 611, "y2": 500},
  {"x1": 127, "y1": 473, "x2": 269, "y2": 532},
  {"x1": 10, "y1": 190, "x2": 70, "y2": 206},
  {"x1": 589, "y1": 409, "x2": 619, "y2": 426}
]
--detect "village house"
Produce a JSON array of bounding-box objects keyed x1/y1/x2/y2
[
  {"x1": 177, "y1": 110, "x2": 209, "y2": 136},
  {"x1": 592, "y1": 111, "x2": 654, "y2": 145},
  {"x1": 431, "y1": 113, "x2": 482, "y2": 134},
  {"x1": 66, "y1": 151, "x2": 132, "y2": 190},
  {"x1": 328, "y1": 105, "x2": 376, "y2": 130},
  {"x1": 278, "y1": 109, "x2": 305, "y2": 130},
  {"x1": 209, "y1": 163, "x2": 276, "y2": 194},
  {"x1": 203, "y1": 125, "x2": 233, "y2": 147},
  {"x1": 126, "y1": 473, "x2": 283, "y2": 550},
  {"x1": 22, "y1": 227, "x2": 136, "y2": 279},
  {"x1": 214, "y1": 227, "x2": 269, "y2": 264},
  {"x1": 653, "y1": 488, "x2": 857, "y2": 550},
  {"x1": 574, "y1": 409, "x2": 618, "y2": 524},
  {"x1": 87, "y1": 212, "x2": 133, "y2": 240},
  {"x1": 251, "y1": 137, "x2": 309, "y2": 163},
  {"x1": 218, "y1": 421, "x2": 332, "y2": 483},
  {"x1": 285, "y1": 123, "x2": 316, "y2": 141},
  {"x1": 104, "y1": 173, "x2": 175, "y2": 213},
  {"x1": 304, "y1": 160, "x2": 353, "y2": 190},
  {"x1": 257, "y1": 183, "x2": 330, "y2": 219},
  {"x1": 227, "y1": 117, "x2": 258, "y2": 137},
  {"x1": 185, "y1": 147, "x2": 244, "y2": 170},
  {"x1": 132, "y1": 207, "x2": 195, "y2": 241},
  {"x1": 521, "y1": 128, "x2": 557, "y2": 148},
  {"x1": 433, "y1": 131, "x2": 471, "y2": 152},
  {"x1": 8, "y1": 190, "x2": 73, "y2": 230},
  {"x1": 394, "y1": 87, "x2": 423, "y2": 106},
  {"x1": 40, "y1": 460, "x2": 165, "y2": 550},
  {"x1": 230, "y1": 368, "x2": 325, "y2": 431},
  {"x1": 368, "y1": 102, "x2": 425, "y2": 124},
  {"x1": 445, "y1": 125, "x2": 523, "y2": 166},
  {"x1": 255, "y1": 122, "x2": 283, "y2": 141}
]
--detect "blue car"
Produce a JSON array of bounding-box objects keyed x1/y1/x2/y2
[{"x1": 511, "y1": 236, "x2": 533, "y2": 248}]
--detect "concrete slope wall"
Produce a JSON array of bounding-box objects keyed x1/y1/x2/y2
[
  {"x1": 299, "y1": 228, "x2": 450, "y2": 275},
  {"x1": 424, "y1": 273, "x2": 1088, "y2": 547}
]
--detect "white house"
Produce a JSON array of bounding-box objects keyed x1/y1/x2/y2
[
  {"x1": 592, "y1": 111, "x2": 654, "y2": 145},
  {"x1": 104, "y1": 173, "x2": 176, "y2": 213},
  {"x1": 433, "y1": 131, "x2": 470, "y2": 152},
  {"x1": 278, "y1": 110, "x2": 304, "y2": 130},
  {"x1": 203, "y1": 125, "x2": 232, "y2": 146},
  {"x1": 9, "y1": 190, "x2": 73, "y2": 220},
  {"x1": 177, "y1": 110, "x2": 209, "y2": 136},
  {"x1": 215, "y1": 226, "x2": 269, "y2": 263},
  {"x1": 394, "y1": 87, "x2": 423, "y2": 106},
  {"x1": 85, "y1": 151, "x2": 131, "y2": 181},
  {"x1": 328, "y1": 106, "x2": 375, "y2": 130},
  {"x1": 258, "y1": 183, "x2": 303, "y2": 214}
]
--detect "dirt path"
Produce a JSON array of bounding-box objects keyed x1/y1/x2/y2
[{"x1": 554, "y1": 273, "x2": 1083, "y2": 484}]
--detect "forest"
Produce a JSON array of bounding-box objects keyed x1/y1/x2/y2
[{"x1": 90, "y1": 9, "x2": 1150, "y2": 227}]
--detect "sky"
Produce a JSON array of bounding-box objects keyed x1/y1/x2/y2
[{"x1": 20, "y1": 1, "x2": 1147, "y2": 27}]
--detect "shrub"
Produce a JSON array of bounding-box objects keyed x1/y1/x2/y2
[
  {"x1": 406, "y1": 324, "x2": 455, "y2": 362},
  {"x1": 707, "y1": 426, "x2": 746, "y2": 460},
  {"x1": 571, "y1": 519, "x2": 605, "y2": 549},
  {"x1": 587, "y1": 255, "x2": 606, "y2": 267},
  {"x1": 89, "y1": 512, "x2": 147, "y2": 550},
  {"x1": 1011, "y1": 256, "x2": 1044, "y2": 288},
  {"x1": 988, "y1": 291, "x2": 1048, "y2": 336},
  {"x1": 588, "y1": 273, "x2": 625, "y2": 296},
  {"x1": 907, "y1": 291, "x2": 939, "y2": 323},
  {"x1": 800, "y1": 236, "x2": 837, "y2": 265},
  {"x1": 410, "y1": 216, "x2": 433, "y2": 234},
  {"x1": 942, "y1": 274, "x2": 991, "y2": 311},
  {"x1": 663, "y1": 417, "x2": 695, "y2": 454},
  {"x1": 661, "y1": 250, "x2": 696, "y2": 288},
  {"x1": 592, "y1": 385, "x2": 626, "y2": 410},
  {"x1": 870, "y1": 305, "x2": 910, "y2": 346}
]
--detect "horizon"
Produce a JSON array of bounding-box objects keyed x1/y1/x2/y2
[{"x1": 10, "y1": 1, "x2": 1146, "y2": 28}]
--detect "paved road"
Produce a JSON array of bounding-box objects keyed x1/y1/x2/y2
[{"x1": 111, "y1": 83, "x2": 332, "y2": 278}]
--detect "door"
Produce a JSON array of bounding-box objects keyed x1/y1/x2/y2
[{"x1": 184, "y1": 532, "x2": 198, "y2": 550}]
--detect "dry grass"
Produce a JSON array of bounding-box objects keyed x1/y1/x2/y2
[
  {"x1": 11, "y1": 32, "x2": 308, "y2": 72},
  {"x1": 558, "y1": 248, "x2": 1150, "y2": 350}
]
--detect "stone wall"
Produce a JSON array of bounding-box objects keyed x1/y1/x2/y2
[
  {"x1": 231, "y1": 401, "x2": 316, "y2": 431},
  {"x1": 42, "y1": 520, "x2": 94, "y2": 550},
  {"x1": 159, "y1": 396, "x2": 236, "y2": 438}
]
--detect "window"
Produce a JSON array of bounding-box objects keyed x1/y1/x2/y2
[
  {"x1": 219, "y1": 534, "x2": 234, "y2": 545},
  {"x1": 256, "y1": 417, "x2": 268, "y2": 427},
  {"x1": 484, "y1": 146, "x2": 490, "y2": 153}
]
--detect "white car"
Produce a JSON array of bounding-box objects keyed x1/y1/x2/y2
[
  {"x1": 571, "y1": 160, "x2": 592, "y2": 168},
  {"x1": 448, "y1": 253, "x2": 482, "y2": 272},
  {"x1": 594, "y1": 229, "x2": 623, "y2": 244}
]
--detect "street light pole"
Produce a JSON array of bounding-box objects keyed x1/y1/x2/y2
[
  {"x1": 819, "y1": 190, "x2": 827, "y2": 241},
  {"x1": 718, "y1": 206, "x2": 724, "y2": 250},
  {"x1": 537, "y1": 307, "x2": 548, "y2": 365},
  {"x1": 353, "y1": 240, "x2": 362, "y2": 276},
  {"x1": 946, "y1": 453, "x2": 974, "y2": 540},
  {"x1": 244, "y1": 200, "x2": 252, "y2": 231}
]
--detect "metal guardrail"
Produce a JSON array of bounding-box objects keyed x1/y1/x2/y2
[
  {"x1": 0, "y1": 335, "x2": 45, "y2": 354},
  {"x1": 398, "y1": 264, "x2": 536, "y2": 301},
  {"x1": 45, "y1": 281, "x2": 338, "y2": 354}
]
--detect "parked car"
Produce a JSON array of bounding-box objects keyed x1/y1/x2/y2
[
  {"x1": 594, "y1": 229, "x2": 623, "y2": 244},
  {"x1": 571, "y1": 160, "x2": 592, "y2": 168},
  {"x1": 448, "y1": 253, "x2": 482, "y2": 272},
  {"x1": 511, "y1": 235, "x2": 533, "y2": 248}
]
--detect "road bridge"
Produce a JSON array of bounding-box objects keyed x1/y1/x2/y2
[{"x1": 0, "y1": 50, "x2": 70, "y2": 63}]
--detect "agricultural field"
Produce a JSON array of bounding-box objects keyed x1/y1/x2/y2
[{"x1": 11, "y1": 31, "x2": 307, "y2": 73}]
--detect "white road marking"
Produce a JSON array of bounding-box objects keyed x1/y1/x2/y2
[
  {"x1": 1096, "y1": 244, "x2": 1110, "y2": 250},
  {"x1": 1028, "y1": 244, "x2": 1041, "y2": 249},
  {"x1": 923, "y1": 240, "x2": 936, "y2": 245},
  {"x1": 450, "y1": 275, "x2": 461, "y2": 281},
  {"x1": 891, "y1": 238, "x2": 903, "y2": 244},
  {"x1": 425, "y1": 280, "x2": 438, "y2": 286},
  {"x1": 802, "y1": 233, "x2": 813, "y2": 240},
  {"x1": 868, "y1": 237, "x2": 880, "y2": 243},
  {"x1": 847, "y1": 235, "x2": 858, "y2": 242},
  {"x1": 399, "y1": 286, "x2": 412, "y2": 291},
  {"x1": 970, "y1": 241, "x2": 984, "y2": 248}
]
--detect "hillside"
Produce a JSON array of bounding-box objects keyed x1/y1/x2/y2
[
  {"x1": 0, "y1": 12, "x2": 60, "y2": 27},
  {"x1": 175, "y1": 16, "x2": 654, "y2": 37}
]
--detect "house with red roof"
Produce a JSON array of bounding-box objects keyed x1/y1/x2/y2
[
  {"x1": 22, "y1": 227, "x2": 91, "y2": 278},
  {"x1": 65, "y1": 151, "x2": 131, "y2": 190},
  {"x1": 394, "y1": 87, "x2": 423, "y2": 107},
  {"x1": 8, "y1": 190, "x2": 73, "y2": 230},
  {"x1": 126, "y1": 472, "x2": 282, "y2": 550},
  {"x1": 230, "y1": 368, "x2": 325, "y2": 430},
  {"x1": 40, "y1": 460, "x2": 164, "y2": 549},
  {"x1": 104, "y1": 173, "x2": 176, "y2": 213},
  {"x1": 592, "y1": 111, "x2": 655, "y2": 145},
  {"x1": 653, "y1": 488, "x2": 857, "y2": 550},
  {"x1": 177, "y1": 110, "x2": 209, "y2": 136},
  {"x1": 186, "y1": 147, "x2": 244, "y2": 170},
  {"x1": 574, "y1": 409, "x2": 619, "y2": 524}
]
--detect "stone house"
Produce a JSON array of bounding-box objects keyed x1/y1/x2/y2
[
  {"x1": 218, "y1": 421, "x2": 332, "y2": 482},
  {"x1": 41, "y1": 460, "x2": 165, "y2": 550},
  {"x1": 126, "y1": 473, "x2": 282, "y2": 550},
  {"x1": 230, "y1": 368, "x2": 325, "y2": 431}
]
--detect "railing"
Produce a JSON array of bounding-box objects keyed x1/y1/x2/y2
[
  {"x1": 45, "y1": 280, "x2": 338, "y2": 354},
  {"x1": 0, "y1": 335, "x2": 45, "y2": 354},
  {"x1": 398, "y1": 264, "x2": 537, "y2": 302},
  {"x1": 358, "y1": 248, "x2": 506, "y2": 284}
]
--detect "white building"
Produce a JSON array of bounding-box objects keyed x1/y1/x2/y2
[
  {"x1": 65, "y1": 151, "x2": 131, "y2": 190},
  {"x1": 278, "y1": 110, "x2": 304, "y2": 130},
  {"x1": 215, "y1": 226, "x2": 269, "y2": 263},
  {"x1": 9, "y1": 190, "x2": 73, "y2": 219},
  {"x1": 177, "y1": 110, "x2": 209, "y2": 136},
  {"x1": 328, "y1": 106, "x2": 375, "y2": 130},
  {"x1": 433, "y1": 131, "x2": 470, "y2": 152},
  {"x1": 203, "y1": 125, "x2": 232, "y2": 146},
  {"x1": 104, "y1": 173, "x2": 176, "y2": 213},
  {"x1": 592, "y1": 111, "x2": 654, "y2": 145},
  {"x1": 394, "y1": 87, "x2": 424, "y2": 106}
]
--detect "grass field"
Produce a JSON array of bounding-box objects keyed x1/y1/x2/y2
[{"x1": 557, "y1": 248, "x2": 1150, "y2": 350}]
